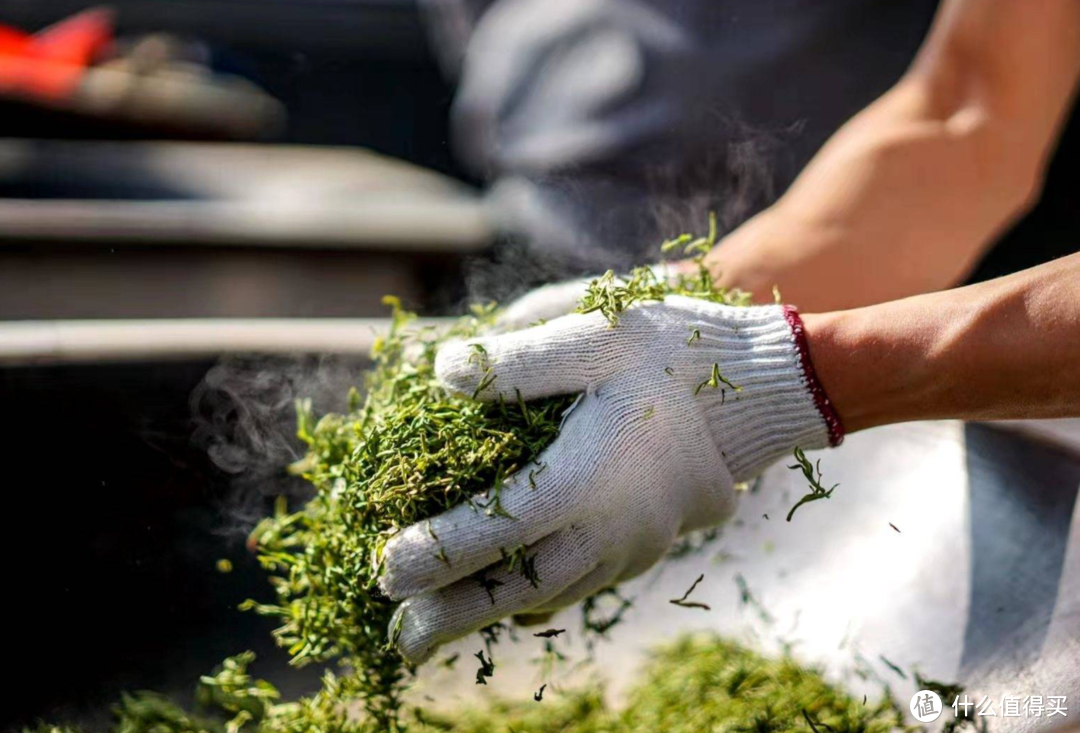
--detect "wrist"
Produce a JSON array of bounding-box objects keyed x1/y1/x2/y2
[
  {"x1": 800, "y1": 305, "x2": 941, "y2": 433},
  {"x1": 781, "y1": 307, "x2": 845, "y2": 446}
]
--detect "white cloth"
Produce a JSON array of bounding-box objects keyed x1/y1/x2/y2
[
  {"x1": 380, "y1": 296, "x2": 830, "y2": 662},
  {"x1": 411, "y1": 421, "x2": 1080, "y2": 733}
]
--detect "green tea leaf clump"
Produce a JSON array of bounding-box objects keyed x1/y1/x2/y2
[
  {"x1": 24, "y1": 220, "x2": 763, "y2": 733},
  {"x1": 25, "y1": 221, "x2": 918, "y2": 732},
  {"x1": 239, "y1": 220, "x2": 752, "y2": 726},
  {"x1": 28, "y1": 635, "x2": 941, "y2": 733},
  {"x1": 244, "y1": 299, "x2": 573, "y2": 728},
  {"x1": 426, "y1": 634, "x2": 914, "y2": 733}
]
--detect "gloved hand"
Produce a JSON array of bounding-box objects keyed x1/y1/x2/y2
[
  {"x1": 497, "y1": 277, "x2": 594, "y2": 330},
  {"x1": 497, "y1": 261, "x2": 697, "y2": 330},
  {"x1": 380, "y1": 296, "x2": 843, "y2": 663}
]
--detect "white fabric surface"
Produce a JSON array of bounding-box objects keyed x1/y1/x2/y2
[{"x1": 409, "y1": 422, "x2": 1080, "y2": 733}]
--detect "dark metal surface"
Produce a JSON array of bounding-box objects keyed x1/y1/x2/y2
[
  {"x1": 0, "y1": 141, "x2": 491, "y2": 319},
  {"x1": 1, "y1": 355, "x2": 365, "y2": 729}
]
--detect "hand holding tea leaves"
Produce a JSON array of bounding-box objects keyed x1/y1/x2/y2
[{"x1": 381, "y1": 282, "x2": 841, "y2": 662}]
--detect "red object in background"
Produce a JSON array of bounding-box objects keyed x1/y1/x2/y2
[
  {"x1": 0, "y1": 25, "x2": 31, "y2": 55},
  {"x1": 0, "y1": 7, "x2": 114, "y2": 102}
]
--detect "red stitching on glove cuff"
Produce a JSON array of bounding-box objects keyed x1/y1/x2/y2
[{"x1": 782, "y1": 305, "x2": 845, "y2": 447}]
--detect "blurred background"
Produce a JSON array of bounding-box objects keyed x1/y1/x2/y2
[
  {"x1": 2, "y1": 1, "x2": 1077, "y2": 730},
  {"x1": 0, "y1": 2, "x2": 483, "y2": 727},
  {"x1": 0, "y1": 0, "x2": 490, "y2": 323}
]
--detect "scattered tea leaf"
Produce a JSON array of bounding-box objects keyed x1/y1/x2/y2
[
  {"x1": 474, "y1": 650, "x2": 496, "y2": 685},
  {"x1": 533, "y1": 629, "x2": 566, "y2": 639},
  {"x1": 786, "y1": 447, "x2": 838, "y2": 521},
  {"x1": 879, "y1": 655, "x2": 907, "y2": 680},
  {"x1": 670, "y1": 574, "x2": 711, "y2": 611}
]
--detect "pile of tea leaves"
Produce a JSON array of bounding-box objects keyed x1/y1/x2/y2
[
  {"x1": 34, "y1": 221, "x2": 770, "y2": 733},
  {"x1": 232, "y1": 220, "x2": 751, "y2": 728},
  {"x1": 431, "y1": 634, "x2": 914, "y2": 733},
  {"x1": 26, "y1": 634, "x2": 924, "y2": 733},
  {"x1": 240, "y1": 296, "x2": 577, "y2": 729}
]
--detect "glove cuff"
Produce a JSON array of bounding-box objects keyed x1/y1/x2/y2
[
  {"x1": 701, "y1": 304, "x2": 844, "y2": 482},
  {"x1": 782, "y1": 306, "x2": 845, "y2": 447}
]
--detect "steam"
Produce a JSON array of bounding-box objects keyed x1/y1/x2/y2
[
  {"x1": 189, "y1": 354, "x2": 365, "y2": 537},
  {"x1": 645, "y1": 114, "x2": 804, "y2": 245},
  {"x1": 463, "y1": 112, "x2": 798, "y2": 306}
]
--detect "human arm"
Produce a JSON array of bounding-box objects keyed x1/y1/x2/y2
[
  {"x1": 382, "y1": 251, "x2": 1080, "y2": 662},
  {"x1": 805, "y1": 250, "x2": 1080, "y2": 432},
  {"x1": 376, "y1": 0, "x2": 1080, "y2": 664},
  {"x1": 705, "y1": 0, "x2": 1080, "y2": 312}
]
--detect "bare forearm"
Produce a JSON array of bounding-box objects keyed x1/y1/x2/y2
[
  {"x1": 804, "y1": 252, "x2": 1080, "y2": 433},
  {"x1": 708, "y1": 83, "x2": 1037, "y2": 311},
  {"x1": 703, "y1": 0, "x2": 1080, "y2": 313}
]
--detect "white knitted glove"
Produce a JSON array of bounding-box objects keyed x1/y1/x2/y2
[
  {"x1": 498, "y1": 278, "x2": 594, "y2": 330},
  {"x1": 497, "y1": 263, "x2": 696, "y2": 330},
  {"x1": 381, "y1": 296, "x2": 843, "y2": 663}
]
